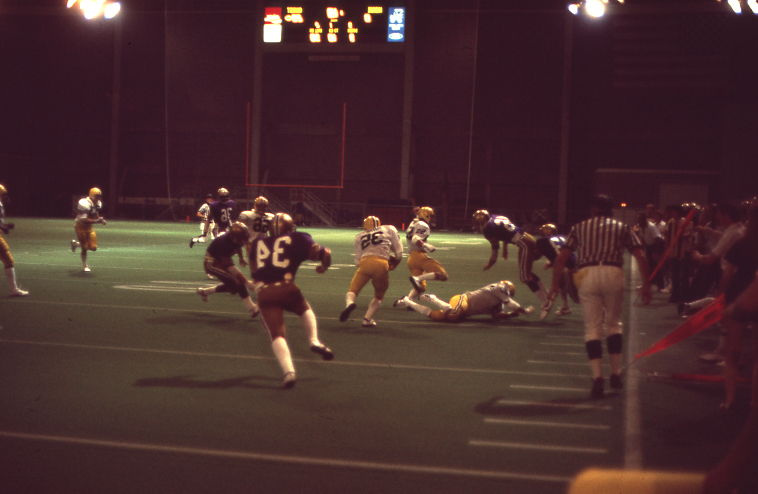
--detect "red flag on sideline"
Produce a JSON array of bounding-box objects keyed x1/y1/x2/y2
[
  {"x1": 648, "y1": 208, "x2": 697, "y2": 283},
  {"x1": 635, "y1": 294, "x2": 725, "y2": 361}
]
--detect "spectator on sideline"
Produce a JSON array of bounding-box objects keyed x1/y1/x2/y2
[
  {"x1": 634, "y1": 211, "x2": 665, "y2": 292},
  {"x1": 548, "y1": 194, "x2": 651, "y2": 399},
  {"x1": 189, "y1": 193, "x2": 216, "y2": 247},
  {"x1": 664, "y1": 204, "x2": 693, "y2": 304}
]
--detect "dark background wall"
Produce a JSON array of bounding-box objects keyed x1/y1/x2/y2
[{"x1": 1, "y1": 0, "x2": 756, "y2": 225}]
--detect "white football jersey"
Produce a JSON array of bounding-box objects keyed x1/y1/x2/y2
[
  {"x1": 354, "y1": 225, "x2": 403, "y2": 265},
  {"x1": 75, "y1": 198, "x2": 101, "y2": 222},
  {"x1": 464, "y1": 282, "x2": 512, "y2": 316},
  {"x1": 198, "y1": 203, "x2": 210, "y2": 219},
  {"x1": 405, "y1": 218, "x2": 431, "y2": 253},
  {"x1": 238, "y1": 210, "x2": 274, "y2": 241}
]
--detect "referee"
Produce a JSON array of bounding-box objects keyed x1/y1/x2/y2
[{"x1": 548, "y1": 194, "x2": 652, "y2": 399}]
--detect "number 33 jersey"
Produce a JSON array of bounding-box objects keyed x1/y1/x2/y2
[{"x1": 354, "y1": 225, "x2": 403, "y2": 265}]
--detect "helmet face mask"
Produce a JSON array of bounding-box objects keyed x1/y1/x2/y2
[
  {"x1": 217, "y1": 188, "x2": 230, "y2": 204},
  {"x1": 540, "y1": 223, "x2": 557, "y2": 236},
  {"x1": 418, "y1": 207, "x2": 435, "y2": 227},
  {"x1": 363, "y1": 216, "x2": 381, "y2": 231},
  {"x1": 89, "y1": 187, "x2": 102, "y2": 202},
  {"x1": 499, "y1": 280, "x2": 515, "y2": 296},
  {"x1": 229, "y1": 221, "x2": 250, "y2": 245},
  {"x1": 253, "y1": 196, "x2": 268, "y2": 214},
  {"x1": 269, "y1": 213, "x2": 295, "y2": 237},
  {"x1": 472, "y1": 210, "x2": 490, "y2": 232}
]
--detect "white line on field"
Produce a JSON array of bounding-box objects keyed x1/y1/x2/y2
[
  {"x1": 484, "y1": 418, "x2": 610, "y2": 430},
  {"x1": 469, "y1": 440, "x2": 607, "y2": 454},
  {"x1": 510, "y1": 384, "x2": 588, "y2": 392},
  {"x1": 0, "y1": 431, "x2": 570, "y2": 484},
  {"x1": 494, "y1": 399, "x2": 612, "y2": 411}
]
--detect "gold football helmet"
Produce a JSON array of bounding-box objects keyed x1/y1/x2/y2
[
  {"x1": 217, "y1": 188, "x2": 230, "y2": 203},
  {"x1": 540, "y1": 223, "x2": 557, "y2": 236},
  {"x1": 363, "y1": 216, "x2": 381, "y2": 230},
  {"x1": 229, "y1": 221, "x2": 250, "y2": 245},
  {"x1": 499, "y1": 280, "x2": 516, "y2": 296},
  {"x1": 417, "y1": 206, "x2": 435, "y2": 227},
  {"x1": 89, "y1": 187, "x2": 102, "y2": 202},
  {"x1": 269, "y1": 212, "x2": 295, "y2": 237},
  {"x1": 472, "y1": 210, "x2": 490, "y2": 232},
  {"x1": 253, "y1": 196, "x2": 268, "y2": 214}
]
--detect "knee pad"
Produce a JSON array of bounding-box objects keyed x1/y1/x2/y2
[{"x1": 586, "y1": 339, "x2": 603, "y2": 360}]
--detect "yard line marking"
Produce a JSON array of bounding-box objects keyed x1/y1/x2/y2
[
  {"x1": 484, "y1": 418, "x2": 610, "y2": 430},
  {"x1": 0, "y1": 339, "x2": 589, "y2": 378},
  {"x1": 625, "y1": 258, "x2": 643, "y2": 469},
  {"x1": 469, "y1": 440, "x2": 607, "y2": 454},
  {"x1": 0, "y1": 431, "x2": 571, "y2": 484},
  {"x1": 533, "y1": 351, "x2": 585, "y2": 356},
  {"x1": 538, "y1": 342, "x2": 585, "y2": 347},
  {"x1": 527, "y1": 360, "x2": 589, "y2": 366},
  {"x1": 495, "y1": 399, "x2": 612, "y2": 410},
  {"x1": 544, "y1": 335, "x2": 584, "y2": 339},
  {"x1": 510, "y1": 384, "x2": 588, "y2": 392}
]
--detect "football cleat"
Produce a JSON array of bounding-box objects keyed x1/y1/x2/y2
[
  {"x1": 472, "y1": 210, "x2": 490, "y2": 232},
  {"x1": 71, "y1": 239, "x2": 78, "y2": 252},
  {"x1": 591, "y1": 377, "x2": 604, "y2": 399},
  {"x1": 393, "y1": 296, "x2": 409, "y2": 308},
  {"x1": 523, "y1": 306, "x2": 535, "y2": 315},
  {"x1": 610, "y1": 374, "x2": 623, "y2": 390},
  {"x1": 363, "y1": 215, "x2": 381, "y2": 231},
  {"x1": 409, "y1": 276, "x2": 425, "y2": 293},
  {"x1": 197, "y1": 287, "x2": 209, "y2": 302},
  {"x1": 539, "y1": 299, "x2": 554, "y2": 321},
  {"x1": 249, "y1": 304, "x2": 260, "y2": 318},
  {"x1": 310, "y1": 344, "x2": 334, "y2": 361},
  {"x1": 283, "y1": 372, "x2": 297, "y2": 389},
  {"x1": 9, "y1": 289, "x2": 29, "y2": 297},
  {"x1": 253, "y1": 196, "x2": 269, "y2": 214},
  {"x1": 362, "y1": 318, "x2": 377, "y2": 327},
  {"x1": 417, "y1": 207, "x2": 435, "y2": 227},
  {"x1": 189, "y1": 238, "x2": 195, "y2": 248},
  {"x1": 339, "y1": 303, "x2": 356, "y2": 322},
  {"x1": 556, "y1": 307, "x2": 572, "y2": 316}
]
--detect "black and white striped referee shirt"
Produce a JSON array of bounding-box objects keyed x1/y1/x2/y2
[{"x1": 564, "y1": 216, "x2": 643, "y2": 269}]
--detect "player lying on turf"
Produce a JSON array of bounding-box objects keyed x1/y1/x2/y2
[{"x1": 393, "y1": 280, "x2": 534, "y2": 322}]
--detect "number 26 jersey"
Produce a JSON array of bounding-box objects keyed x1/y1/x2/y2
[{"x1": 354, "y1": 225, "x2": 403, "y2": 265}]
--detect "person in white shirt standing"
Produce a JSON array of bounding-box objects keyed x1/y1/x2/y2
[
  {"x1": 70, "y1": 187, "x2": 106, "y2": 273},
  {"x1": 341, "y1": 216, "x2": 403, "y2": 327}
]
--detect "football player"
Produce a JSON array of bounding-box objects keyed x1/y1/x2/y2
[
  {"x1": 340, "y1": 216, "x2": 403, "y2": 327},
  {"x1": 399, "y1": 206, "x2": 448, "y2": 302},
  {"x1": 473, "y1": 209, "x2": 553, "y2": 321},
  {"x1": 189, "y1": 193, "x2": 216, "y2": 247},
  {"x1": 0, "y1": 184, "x2": 28, "y2": 296},
  {"x1": 394, "y1": 280, "x2": 533, "y2": 322},
  {"x1": 196, "y1": 221, "x2": 260, "y2": 318},
  {"x1": 71, "y1": 187, "x2": 107, "y2": 273},
  {"x1": 535, "y1": 223, "x2": 579, "y2": 316},
  {"x1": 199, "y1": 188, "x2": 236, "y2": 242},
  {"x1": 250, "y1": 212, "x2": 334, "y2": 389},
  {"x1": 237, "y1": 196, "x2": 274, "y2": 269}
]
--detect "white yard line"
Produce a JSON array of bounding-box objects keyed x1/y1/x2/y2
[{"x1": 484, "y1": 418, "x2": 610, "y2": 430}]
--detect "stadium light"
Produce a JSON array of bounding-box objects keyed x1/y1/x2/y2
[
  {"x1": 748, "y1": 0, "x2": 758, "y2": 13},
  {"x1": 67, "y1": 0, "x2": 121, "y2": 20},
  {"x1": 567, "y1": 0, "x2": 624, "y2": 17},
  {"x1": 728, "y1": 0, "x2": 742, "y2": 13}
]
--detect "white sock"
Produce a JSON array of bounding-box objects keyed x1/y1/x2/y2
[
  {"x1": 405, "y1": 298, "x2": 432, "y2": 317},
  {"x1": 242, "y1": 296, "x2": 257, "y2": 311},
  {"x1": 590, "y1": 358, "x2": 603, "y2": 380},
  {"x1": 5, "y1": 267, "x2": 18, "y2": 292},
  {"x1": 407, "y1": 288, "x2": 419, "y2": 300},
  {"x1": 364, "y1": 297, "x2": 382, "y2": 321},
  {"x1": 535, "y1": 281, "x2": 549, "y2": 305},
  {"x1": 346, "y1": 292, "x2": 356, "y2": 306},
  {"x1": 81, "y1": 252, "x2": 88, "y2": 267},
  {"x1": 271, "y1": 337, "x2": 295, "y2": 375},
  {"x1": 416, "y1": 272, "x2": 437, "y2": 282},
  {"x1": 301, "y1": 309, "x2": 320, "y2": 346},
  {"x1": 422, "y1": 294, "x2": 450, "y2": 311}
]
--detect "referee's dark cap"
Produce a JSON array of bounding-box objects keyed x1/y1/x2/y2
[{"x1": 593, "y1": 194, "x2": 614, "y2": 214}]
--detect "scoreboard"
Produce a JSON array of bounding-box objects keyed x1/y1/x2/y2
[{"x1": 263, "y1": 4, "x2": 406, "y2": 44}]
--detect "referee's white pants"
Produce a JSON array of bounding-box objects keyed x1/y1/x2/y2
[{"x1": 578, "y1": 265, "x2": 625, "y2": 342}]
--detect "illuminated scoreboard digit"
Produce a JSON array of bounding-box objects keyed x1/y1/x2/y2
[{"x1": 263, "y1": 4, "x2": 406, "y2": 44}]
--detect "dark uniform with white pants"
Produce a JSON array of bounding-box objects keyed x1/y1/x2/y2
[{"x1": 549, "y1": 195, "x2": 651, "y2": 398}]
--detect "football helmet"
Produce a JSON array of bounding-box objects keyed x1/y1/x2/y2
[
  {"x1": 217, "y1": 188, "x2": 230, "y2": 203},
  {"x1": 472, "y1": 210, "x2": 490, "y2": 232},
  {"x1": 499, "y1": 280, "x2": 516, "y2": 296},
  {"x1": 253, "y1": 196, "x2": 268, "y2": 214},
  {"x1": 363, "y1": 216, "x2": 381, "y2": 231},
  {"x1": 417, "y1": 207, "x2": 435, "y2": 227},
  {"x1": 89, "y1": 187, "x2": 102, "y2": 202},
  {"x1": 0, "y1": 184, "x2": 6, "y2": 196},
  {"x1": 228, "y1": 221, "x2": 250, "y2": 245},
  {"x1": 540, "y1": 223, "x2": 557, "y2": 236},
  {"x1": 269, "y1": 212, "x2": 295, "y2": 237}
]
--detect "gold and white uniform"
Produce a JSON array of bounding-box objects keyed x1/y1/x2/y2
[
  {"x1": 74, "y1": 197, "x2": 102, "y2": 251},
  {"x1": 348, "y1": 224, "x2": 403, "y2": 298}
]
